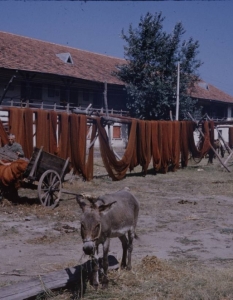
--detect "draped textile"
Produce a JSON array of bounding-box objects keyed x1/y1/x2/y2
[
  {"x1": 35, "y1": 110, "x2": 50, "y2": 152},
  {"x1": 229, "y1": 127, "x2": 233, "y2": 149},
  {"x1": 0, "y1": 159, "x2": 28, "y2": 188},
  {"x1": 1, "y1": 106, "x2": 218, "y2": 180},
  {"x1": 70, "y1": 114, "x2": 87, "y2": 177},
  {"x1": 137, "y1": 120, "x2": 152, "y2": 174},
  {"x1": 198, "y1": 121, "x2": 212, "y2": 158},
  {"x1": 58, "y1": 112, "x2": 71, "y2": 160},
  {"x1": 85, "y1": 123, "x2": 98, "y2": 181},
  {"x1": 151, "y1": 121, "x2": 162, "y2": 171},
  {"x1": 97, "y1": 118, "x2": 137, "y2": 181},
  {"x1": 49, "y1": 111, "x2": 58, "y2": 155},
  {"x1": 23, "y1": 108, "x2": 33, "y2": 158},
  {"x1": 8, "y1": 107, "x2": 24, "y2": 143},
  {"x1": 171, "y1": 121, "x2": 181, "y2": 171},
  {"x1": 160, "y1": 121, "x2": 173, "y2": 173},
  {"x1": 8, "y1": 107, "x2": 33, "y2": 158},
  {"x1": 0, "y1": 119, "x2": 8, "y2": 146},
  {"x1": 180, "y1": 121, "x2": 190, "y2": 168},
  {"x1": 207, "y1": 121, "x2": 215, "y2": 163},
  {"x1": 129, "y1": 122, "x2": 138, "y2": 171}
]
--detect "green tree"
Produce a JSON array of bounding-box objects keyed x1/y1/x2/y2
[{"x1": 115, "y1": 12, "x2": 202, "y2": 120}]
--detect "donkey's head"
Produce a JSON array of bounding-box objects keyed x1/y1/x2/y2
[{"x1": 76, "y1": 194, "x2": 116, "y2": 256}]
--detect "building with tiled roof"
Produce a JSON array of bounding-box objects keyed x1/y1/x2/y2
[
  {"x1": 189, "y1": 81, "x2": 233, "y2": 119},
  {"x1": 0, "y1": 31, "x2": 127, "y2": 112},
  {"x1": 0, "y1": 31, "x2": 233, "y2": 120}
]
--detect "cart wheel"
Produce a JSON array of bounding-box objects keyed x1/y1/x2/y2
[{"x1": 38, "y1": 170, "x2": 61, "y2": 208}]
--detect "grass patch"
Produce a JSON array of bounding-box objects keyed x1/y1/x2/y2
[{"x1": 40, "y1": 256, "x2": 233, "y2": 300}]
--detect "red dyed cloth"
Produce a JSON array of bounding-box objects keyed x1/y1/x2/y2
[{"x1": 0, "y1": 159, "x2": 28, "y2": 188}]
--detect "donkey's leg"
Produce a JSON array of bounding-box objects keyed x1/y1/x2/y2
[
  {"x1": 102, "y1": 238, "x2": 110, "y2": 288},
  {"x1": 90, "y1": 256, "x2": 99, "y2": 289},
  {"x1": 119, "y1": 235, "x2": 128, "y2": 268},
  {"x1": 127, "y1": 230, "x2": 135, "y2": 270}
]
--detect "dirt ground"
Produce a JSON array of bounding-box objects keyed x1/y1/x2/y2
[{"x1": 1, "y1": 155, "x2": 233, "y2": 297}]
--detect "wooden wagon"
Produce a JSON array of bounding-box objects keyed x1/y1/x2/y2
[{"x1": 0, "y1": 146, "x2": 71, "y2": 208}]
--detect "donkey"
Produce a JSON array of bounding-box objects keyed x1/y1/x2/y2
[{"x1": 76, "y1": 189, "x2": 139, "y2": 288}]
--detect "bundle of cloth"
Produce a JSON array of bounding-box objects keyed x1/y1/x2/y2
[{"x1": 0, "y1": 159, "x2": 28, "y2": 189}]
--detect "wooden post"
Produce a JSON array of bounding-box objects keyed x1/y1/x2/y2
[
  {"x1": 187, "y1": 112, "x2": 231, "y2": 172},
  {"x1": 215, "y1": 126, "x2": 231, "y2": 154},
  {"x1": 175, "y1": 62, "x2": 180, "y2": 121},
  {"x1": 103, "y1": 82, "x2": 112, "y2": 149},
  {"x1": 206, "y1": 114, "x2": 233, "y2": 166}
]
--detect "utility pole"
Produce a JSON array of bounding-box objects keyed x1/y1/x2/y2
[
  {"x1": 103, "y1": 81, "x2": 112, "y2": 148},
  {"x1": 175, "y1": 62, "x2": 180, "y2": 121}
]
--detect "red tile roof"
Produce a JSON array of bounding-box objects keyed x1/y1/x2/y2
[
  {"x1": 0, "y1": 31, "x2": 125, "y2": 85},
  {"x1": 1, "y1": 31, "x2": 233, "y2": 104},
  {"x1": 190, "y1": 81, "x2": 233, "y2": 104}
]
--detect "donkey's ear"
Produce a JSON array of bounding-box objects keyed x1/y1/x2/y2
[
  {"x1": 76, "y1": 194, "x2": 87, "y2": 212},
  {"x1": 98, "y1": 201, "x2": 116, "y2": 214}
]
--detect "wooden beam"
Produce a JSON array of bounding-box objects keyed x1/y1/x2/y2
[
  {"x1": 0, "y1": 71, "x2": 18, "y2": 105},
  {"x1": 0, "y1": 255, "x2": 119, "y2": 300},
  {"x1": 103, "y1": 82, "x2": 112, "y2": 149},
  {"x1": 28, "y1": 146, "x2": 43, "y2": 180},
  {"x1": 187, "y1": 112, "x2": 231, "y2": 172},
  {"x1": 101, "y1": 116, "x2": 132, "y2": 124}
]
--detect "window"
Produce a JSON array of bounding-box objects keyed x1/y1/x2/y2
[
  {"x1": 48, "y1": 85, "x2": 55, "y2": 97},
  {"x1": 56, "y1": 53, "x2": 73, "y2": 64},
  {"x1": 83, "y1": 90, "x2": 89, "y2": 102},
  {"x1": 113, "y1": 126, "x2": 121, "y2": 139},
  {"x1": 31, "y1": 83, "x2": 42, "y2": 100}
]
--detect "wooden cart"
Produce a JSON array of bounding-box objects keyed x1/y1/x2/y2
[{"x1": 21, "y1": 147, "x2": 71, "y2": 208}]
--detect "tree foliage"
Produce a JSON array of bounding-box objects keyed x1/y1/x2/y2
[{"x1": 115, "y1": 12, "x2": 202, "y2": 120}]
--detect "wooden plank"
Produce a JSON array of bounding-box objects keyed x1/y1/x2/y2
[
  {"x1": 187, "y1": 112, "x2": 231, "y2": 172},
  {"x1": 101, "y1": 116, "x2": 132, "y2": 124},
  {"x1": 0, "y1": 255, "x2": 119, "y2": 300},
  {"x1": 26, "y1": 146, "x2": 43, "y2": 180},
  {"x1": 24, "y1": 148, "x2": 68, "y2": 181}
]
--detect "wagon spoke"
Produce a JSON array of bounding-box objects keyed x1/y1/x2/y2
[
  {"x1": 40, "y1": 190, "x2": 49, "y2": 200},
  {"x1": 38, "y1": 170, "x2": 62, "y2": 208},
  {"x1": 51, "y1": 180, "x2": 60, "y2": 190},
  {"x1": 43, "y1": 194, "x2": 51, "y2": 206}
]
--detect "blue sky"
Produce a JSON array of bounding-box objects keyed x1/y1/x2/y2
[{"x1": 0, "y1": 1, "x2": 233, "y2": 96}]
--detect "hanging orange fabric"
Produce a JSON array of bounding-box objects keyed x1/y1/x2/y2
[
  {"x1": 85, "y1": 122, "x2": 98, "y2": 181},
  {"x1": 137, "y1": 120, "x2": 152, "y2": 174},
  {"x1": 23, "y1": 108, "x2": 33, "y2": 159},
  {"x1": 70, "y1": 114, "x2": 87, "y2": 177},
  {"x1": 129, "y1": 121, "x2": 139, "y2": 171},
  {"x1": 49, "y1": 111, "x2": 58, "y2": 155},
  {"x1": 97, "y1": 117, "x2": 137, "y2": 181},
  {"x1": 159, "y1": 121, "x2": 173, "y2": 173},
  {"x1": 229, "y1": 127, "x2": 233, "y2": 149},
  {"x1": 207, "y1": 121, "x2": 215, "y2": 163},
  {"x1": 8, "y1": 107, "x2": 24, "y2": 142},
  {"x1": 57, "y1": 112, "x2": 71, "y2": 160},
  {"x1": 35, "y1": 109, "x2": 50, "y2": 152},
  {"x1": 0, "y1": 159, "x2": 28, "y2": 188},
  {"x1": 151, "y1": 121, "x2": 162, "y2": 172},
  {"x1": 0, "y1": 119, "x2": 9, "y2": 146},
  {"x1": 171, "y1": 121, "x2": 181, "y2": 171},
  {"x1": 180, "y1": 121, "x2": 189, "y2": 168}
]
